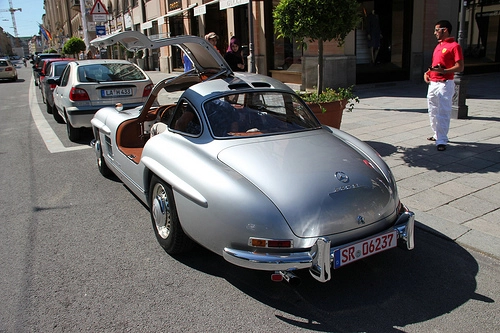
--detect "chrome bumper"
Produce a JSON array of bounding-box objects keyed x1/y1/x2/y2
[{"x1": 223, "y1": 211, "x2": 415, "y2": 283}]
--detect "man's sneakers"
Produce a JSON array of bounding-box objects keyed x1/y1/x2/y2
[{"x1": 428, "y1": 136, "x2": 448, "y2": 150}]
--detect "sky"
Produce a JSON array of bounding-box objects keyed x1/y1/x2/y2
[{"x1": 0, "y1": 0, "x2": 45, "y2": 37}]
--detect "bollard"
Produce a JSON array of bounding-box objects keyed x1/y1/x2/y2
[{"x1": 452, "y1": 73, "x2": 468, "y2": 119}]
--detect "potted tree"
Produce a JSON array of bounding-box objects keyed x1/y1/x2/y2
[
  {"x1": 274, "y1": 0, "x2": 360, "y2": 128},
  {"x1": 300, "y1": 86, "x2": 359, "y2": 129}
]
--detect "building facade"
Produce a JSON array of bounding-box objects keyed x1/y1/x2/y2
[{"x1": 41, "y1": 0, "x2": 500, "y2": 88}]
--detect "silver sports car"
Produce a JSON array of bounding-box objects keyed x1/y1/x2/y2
[{"x1": 90, "y1": 32, "x2": 414, "y2": 284}]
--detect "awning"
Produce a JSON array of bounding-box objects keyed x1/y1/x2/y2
[
  {"x1": 194, "y1": 0, "x2": 219, "y2": 16},
  {"x1": 205, "y1": 0, "x2": 220, "y2": 5},
  {"x1": 166, "y1": 3, "x2": 197, "y2": 17},
  {"x1": 219, "y1": 0, "x2": 249, "y2": 10}
]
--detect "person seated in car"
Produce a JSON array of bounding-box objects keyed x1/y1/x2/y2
[
  {"x1": 174, "y1": 104, "x2": 201, "y2": 135},
  {"x1": 204, "y1": 99, "x2": 239, "y2": 136}
]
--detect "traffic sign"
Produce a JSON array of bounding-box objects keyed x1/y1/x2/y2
[
  {"x1": 92, "y1": 14, "x2": 107, "y2": 22},
  {"x1": 90, "y1": 0, "x2": 108, "y2": 15},
  {"x1": 96, "y1": 25, "x2": 106, "y2": 36}
]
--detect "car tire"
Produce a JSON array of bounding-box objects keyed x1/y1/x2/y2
[
  {"x1": 149, "y1": 175, "x2": 193, "y2": 254},
  {"x1": 66, "y1": 117, "x2": 81, "y2": 142},
  {"x1": 12, "y1": 75, "x2": 17, "y2": 82},
  {"x1": 53, "y1": 107, "x2": 65, "y2": 123},
  {"x1": 95, "y1": 139, "x2": 112, "y2": 177}
]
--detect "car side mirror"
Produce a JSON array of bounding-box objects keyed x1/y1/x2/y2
[{"x1": 47, "y1": 78, "x2": 60, "y2": 85}]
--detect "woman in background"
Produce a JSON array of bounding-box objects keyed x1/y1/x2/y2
[{"x1": 224, "y1": 37, "x2": 245, "y2": 71}]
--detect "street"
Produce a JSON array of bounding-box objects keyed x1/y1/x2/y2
[{"x1": 0, "y1": 65, "x2": 499, "y2": 332}]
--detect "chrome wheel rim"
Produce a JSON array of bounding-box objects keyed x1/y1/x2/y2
[
  {"x1": 152, "y1": 183, "x2": 171, "y2": 239},
  {"x1": 95, "y1": 140, "x2": 103, "y2": 169}
]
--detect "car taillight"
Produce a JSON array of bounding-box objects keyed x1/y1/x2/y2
[
  {"x1": 5, "y1": 67, "x2": 13, "y2": 72},
  {"x1": 143, "y1": 83, "x2": 153, "y2": 97},
  {"x1": 249, "y1": 237, "x2": 293, "y2": 248},
  {"x1": 69, "y1": 87, "x2": 90, "y2": 101}
]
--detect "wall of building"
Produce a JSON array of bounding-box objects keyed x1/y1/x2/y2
[{"x1": 40, "y1": 0, "x2": 498, "y2": 85}]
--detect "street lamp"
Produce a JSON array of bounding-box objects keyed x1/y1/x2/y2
[
  {"x1": 452, "y1": 0, "x2": 469, "y2": 119},
  {"x1": 247, "y1": 0, "x2": 256, "y2": 73}
]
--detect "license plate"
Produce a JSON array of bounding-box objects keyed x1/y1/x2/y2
[
  {"x1": 101, "y1": 88, "x2": 132, "y2": 97},
  {"x1": 333, "y1": 231, "x2": 397, "y2": 269}
]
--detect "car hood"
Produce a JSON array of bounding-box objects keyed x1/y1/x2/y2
[{"x1": 217, "y1": 131, "x2": 398, "y2": 238}]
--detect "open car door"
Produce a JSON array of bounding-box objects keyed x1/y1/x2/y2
[{"x1": 90, "y1": 31, "x2": 232, "y2": 76}]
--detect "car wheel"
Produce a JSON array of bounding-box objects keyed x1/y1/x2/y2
[
  {"x1": 46, "y1": 102, "x2": 53, "y2": 114},
  {"x1": 95, "y1": 139, "x2": 112, "y2": 177},
  {"x1": 149, "y1": 175, "x2": 193, "y2": 254},
  {"x1": 12, "y1": 75, "x2": 17, "y2": 82},
  {"x1": 53, "y1": 107, "x2": 64, "y2": 123},
  {"x1": 66, "y1": 118, "x2": 81, "y2": 142}
]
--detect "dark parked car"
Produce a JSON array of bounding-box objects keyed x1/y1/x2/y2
[
  {"x1": 37, "y1": 58, "x2": 74, "y2": 88},
  {"x1": 31, "y1": 53, "x2": 61, "y2": 86},
  {"x1": 39, "y1": 60, "x2": 74, "y2": 114}
]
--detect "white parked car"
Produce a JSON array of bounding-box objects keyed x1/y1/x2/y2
[
  {"x1": 50, "y1": 59, "x2": 153, "y2": 141},
  {"x1": 0, "y1": 59, "x2": 18, "y2": 82}
]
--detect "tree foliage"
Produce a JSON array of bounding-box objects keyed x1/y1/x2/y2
[
  {"x1": 274, "y1": 0, "x2": 360, "y2": 45},
  {"x1": 274, "y1": 0, "x2": 361, "y2": 93},
  {"x1": 62, "y1": 37, "x2": 86, "y2": 56}
]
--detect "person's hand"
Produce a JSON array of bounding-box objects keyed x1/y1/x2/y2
[
  {"x1": 428, "y1": 64, "x2": 445, "y2": 74},
  {"x1": 237, "y1": 63, "x2": 244, "y2": 70},
  {"x1": 424, "y1": 70, "x2": 430, "y2": 83}
]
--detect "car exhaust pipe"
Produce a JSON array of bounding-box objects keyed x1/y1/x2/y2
[{"x1": 272, "y1": 271, "x2": 301, "y2": 286}]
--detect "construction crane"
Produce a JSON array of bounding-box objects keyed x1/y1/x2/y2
[{"x1": 1, "y1": 0, "x2": 22, "y2": 37}]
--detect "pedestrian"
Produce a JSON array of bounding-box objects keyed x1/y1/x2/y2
[
  {"x1": 367, "y1": 10, "x2": 382, "y2": 64},
  {"x1": 224, "y1": 36, "x2": 245, "y2": 72},
  {"x1": 423, "y1": 20, "x2": 464, "y2": 151},
  {"x1": 205, "y1": 32, "x2": 220, "y2": 53},
  {"x1": 181, "y1": 51, "x2": 193, "y2": 72}
]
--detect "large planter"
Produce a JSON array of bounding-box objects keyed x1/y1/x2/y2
[{"x1": 306, "y1": 99, "x2": 347, "y2": 129}]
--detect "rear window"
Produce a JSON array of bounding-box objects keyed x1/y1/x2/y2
[
  {"x1": 77, "y1": 63, "x2": 147, "y2": 82},
  {"x1": 0, "y1": 60, "x2": 9, "y2": 66},
  {"x1": 54, "y1": 63, "x2": 69, "y2": 76}
]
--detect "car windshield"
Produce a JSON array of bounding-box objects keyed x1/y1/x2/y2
[
  {"x1": 77, "y1": 63, "x2": 146, "y2": 82},
  {"x1": 203, "y1": 92, "x2": 321, "y2": 138}
]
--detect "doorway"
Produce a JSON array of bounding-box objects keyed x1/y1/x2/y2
[{"x1": 356, "y1": 0, "x2": 413, "y2": 84}]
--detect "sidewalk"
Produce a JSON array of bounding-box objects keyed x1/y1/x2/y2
[
  {"x1": 146, "y1": 70, "x2": 500, "y2": 259},
  {"x1": 343, "y1": 73, "x2": 500, "y2": 259}
]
